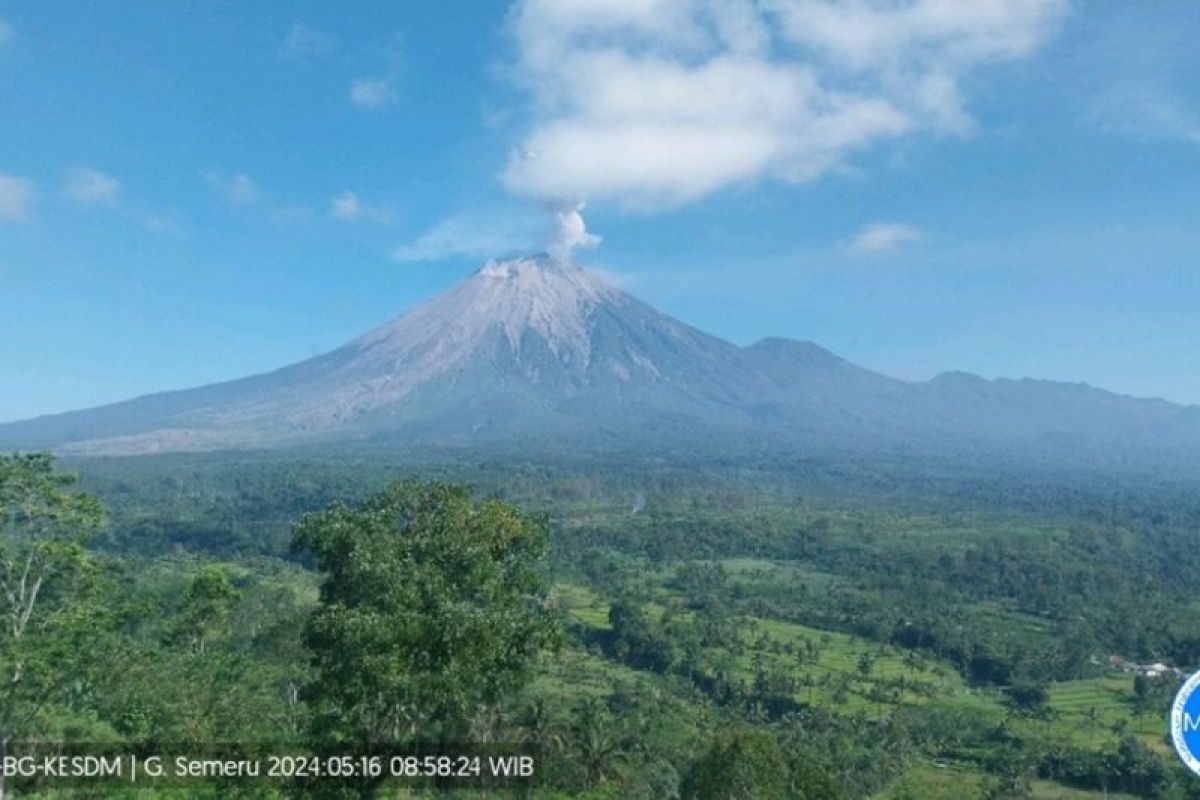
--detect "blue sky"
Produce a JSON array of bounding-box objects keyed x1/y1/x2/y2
[{"x1": 1, "y1": 1, "x2": 1198, "y2": 423}]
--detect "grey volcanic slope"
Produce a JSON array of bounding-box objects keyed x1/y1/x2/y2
[{"x1": 1, "y1": 254, "x2": 1198, "y2": 460}]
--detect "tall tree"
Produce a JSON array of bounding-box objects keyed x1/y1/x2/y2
[
  {"x1": 0, "y1": 454, "x2": 104, "y2": 799},
  {"x1": 292, "y1": 480, "x2": 560, "y2": 754},
  {"x1": 172, "y1": 565, "x2": 238, "y2": 655}
]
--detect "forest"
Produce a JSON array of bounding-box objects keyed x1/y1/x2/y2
[{"x1": 1, "y1": 449, "x2": 1198, "y2": 799}]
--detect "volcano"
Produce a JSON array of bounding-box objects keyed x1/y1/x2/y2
[{"x1": 2, "y1": 255, "x2": 1198, "y2": 465}]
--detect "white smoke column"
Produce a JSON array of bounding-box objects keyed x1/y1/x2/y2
[{"x1": 546, "y1": 202, "x2": 601, "y2": 263}]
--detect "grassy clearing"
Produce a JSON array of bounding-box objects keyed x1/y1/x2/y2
[
  {"x1": 552, "y1": 583, "x2": 612, "y2": 630},
  {"x1": 715, "y1": 557, "x2": 841, "y2": 594},
  {"x1": 528, "y1": 647, "x2": 655, "y2": 704},
  {"x1": 873, "y1": 762, "x2": 988, "y2": 799},
  {"x1": 739, "y1": 615, "x2": 977, "y2": 712},
  {"x1": 1029, "y1": 779, "x2": 1140, "y2": 799}
]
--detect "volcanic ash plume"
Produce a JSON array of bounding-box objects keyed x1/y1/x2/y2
[{"x1": 546, "y1": 203, "x2": 600, "y2": 263}]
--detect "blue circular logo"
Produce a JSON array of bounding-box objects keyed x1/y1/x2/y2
[{"x1": 1172, "y1": 670, "x2": 1200, "y2": 776}]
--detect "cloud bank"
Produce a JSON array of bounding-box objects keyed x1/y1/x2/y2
[{"x1": 503, "y1": 0, "x2": 1067, "y2": 210}]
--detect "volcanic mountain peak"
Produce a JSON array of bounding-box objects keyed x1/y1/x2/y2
[
  {"x1": 353, "y1": 254, "x2": 616, "y2": 369},
  {"x1": 2, "y1": 253, "x2": 1198, "y2": 466}
]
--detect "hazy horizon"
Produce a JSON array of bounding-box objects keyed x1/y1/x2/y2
[{"x1": 3, "y1": 252, "x2": 1197, "y2": 427}]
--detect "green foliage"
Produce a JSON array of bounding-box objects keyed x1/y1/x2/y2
[
  {"x1": 682, "y1": 729, "x2": 791, "y2": 799},
  {"x1": 569, "y1": 698, "x2": 628, "y2": 788},
  {"x1": 11, "y1": 452, "x2": 1200, "y2": 798},
  {"x1": 0, "y1": 453, "x2": 109, "y2": 794},
  {"x1": 171, "y1": 565, "x2": 238, "y2": 654},
  {"x1": 0, "y1": 455, "x2": 105, "y2": 732},
  {"x1": 93, "y1": 560, "x2": 312, "y2": 748},
  {"x1": 292, "y1": 480, "x2": 561, "y2": 748},
  {"x1": 1007, "y1": 680, "x2": 1050, "y2": 714}
]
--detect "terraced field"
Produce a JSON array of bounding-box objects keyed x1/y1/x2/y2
[
  {"x1": 554, "y1": 580, "x2": 983, "y2": 712},
  {"x1": 548, "y1": 575, "x2": 1182, "y2": 799},
  {"x1": 736, "y1": 615, "x2": 973, "y2": 712},
  {"x1": 1049, "y1": 675, "x2": 1171, "y2": 753}
]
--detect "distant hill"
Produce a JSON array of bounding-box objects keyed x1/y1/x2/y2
[{"x1": 2, "y1": 255, "x2": 1198, "y2": 468}]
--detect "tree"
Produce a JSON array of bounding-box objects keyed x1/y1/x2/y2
[
  {"x1": 292, "y1": 480, "x2": 560, "y2": 752},
  {"x1": 682, "y1": 729, "x2": 790, "y2": 799},
  {"x1": 171, "y1": 565, "x2": 238, "y2": 655},
  {"x1": 0, "y1": 454, "x2": 104, "y2": 799},
  {"x1": 1132, "y1": 673, "x2": 1150, "y2": 709},
  {"x1": 856, "y1": 652, "x2": 875, "y2": 679},
  {"x1": 570, "y1": 698, "x2": 626, "y2": 789},
  {"x1": 516, "y1": 697, "x2": 564, "y2": 757},
  {"x1": 789, "y1": 755, "x2": 846, "y2": 800},
  {"x1": 609, "y1": 597, "x2": 652, "y2": 661},
  {"x1": 628, "y1": 756, "x2": 681, "y2": 800},
  {"x1": 1109, "y1": 731, "x2": 1173, "y2": 797},
  {"x1": 1006, "y1": 680, "x2": 1049, "y2": 715}
]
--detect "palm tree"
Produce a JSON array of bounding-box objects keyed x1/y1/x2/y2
[
  {"x1": 517, "y1": 698, "x2": 564, "y2": 755},
  {"x1": 571, "y1": 699, "x2": 625, "y2": 788},
  {"x1": 468, "y1": 703, "x2": 506, "y2": 744}
]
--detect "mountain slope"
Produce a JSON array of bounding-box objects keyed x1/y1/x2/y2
[
  {"x1": 0, "y1": 257, "x2": 771, "y2": 453},
  {"x1": 1, "y1": 255, "x2": 1198, "y2": 463}
]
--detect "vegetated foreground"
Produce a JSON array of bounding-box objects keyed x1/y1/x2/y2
[{"x1": 2, "y1": 450, "x2": 1198, "y2": 799}]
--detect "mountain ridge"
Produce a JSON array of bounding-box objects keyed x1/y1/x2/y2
[{"x1": 2, "y1": 255, "x2": 1197, "y2": 465}]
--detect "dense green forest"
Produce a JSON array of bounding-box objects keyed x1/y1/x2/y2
[{"x1": 1, "y1": 450, "x2": 1198, "y2": 798}]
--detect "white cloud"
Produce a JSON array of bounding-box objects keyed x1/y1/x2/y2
[
  {"x1": 0, "y1": 18, "x2": 13, "y2": 48},
  {"x1": 279, "y1": 22, "x2": 335, "y2": 60},
  {"x1": 205, "y1": 171, "x2": 260, "y2": 206},
  {"x1": 392, "y1": 209, "x2": 544, "y2": 262},
  {"x1": 350, "y1": 78, "x2": 396, "y2": 109},
  {"x1": 764, "y1": 0, "x2": 1063, "y2": 71},
  {"x1": 330, "y1": 190, "x2": 390, "y2": 223},
  {"x1": 331, "y1": 190, "x2": 362, "y2": 220},
  {"x1": 135, "y1": 211, "x2": 184, "y2": 235},
  {"x1": 0, "y1": 173, "x2": 35, "y2": 222},
  {"x1": 348, "y1": 33, "x2": 404, "y2": 109},
  {"x1": 63, "y1": 167, "x2": 121, "y2": 205},
  {"x1": 849, "y1": 222, "x2": 923, "y2": 253},
  {"x1": 1093, "y1": 84, "x2": 1200, "y2": 146},
  {"x1": 503, "y1": 0, "x2": 1067, "y2": 210},
  {"x1": 226, "y1": 174, "x2": 259, "y2": 204}
]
